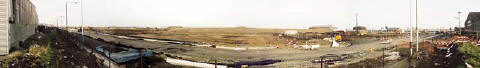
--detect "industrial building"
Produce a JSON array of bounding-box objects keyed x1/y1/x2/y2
[
  {"x1": 0, "y1": 0, "x2": 38, "y2": 55},
  {"x1": 465, "y1": 12, "x2": 480, "y2": 32}
]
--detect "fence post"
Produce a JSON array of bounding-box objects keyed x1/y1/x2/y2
[
  {"x1": 109, "y1": 47, "x2": 112, "y2": 68},
  {"x1": 321, "y1": 57, "x2": 324, "y2": 68},
  {"x1": 215, "y1": 60, "x2": 217, "y2": 68},
  {"x1": 140, "y1": 48, "x2": 143, "y2": 68}
]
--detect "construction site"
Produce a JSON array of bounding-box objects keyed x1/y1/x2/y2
[{"x1": 0, "y1": 0, "x2": 479, "y2": 68}]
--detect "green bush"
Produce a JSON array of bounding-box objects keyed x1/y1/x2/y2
[
  {"x1": 33, "y1": 43, "x2": 54, "y2": 66},
  {"x1": 456, "y1": 42, "x2": 480, "y2": 67}
]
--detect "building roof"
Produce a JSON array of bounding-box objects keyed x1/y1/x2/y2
[{"x1": 465, "y1": 12, "x2": 480, "y2": 24}]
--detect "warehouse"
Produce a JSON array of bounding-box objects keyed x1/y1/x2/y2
[
  {"x1": 0, "y1": 0, "x2": 38, "y2": 55},
  {"x1": 465, "y1": 12, "x2": 480, "y2": 32}
]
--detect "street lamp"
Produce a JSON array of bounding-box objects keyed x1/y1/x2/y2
[
  {"x1": 415, "y1": 0, "x2": 419, "y2": 52},
  {"x1": 57, "y1": 16, "x2": 63, "y2": 27},
  {"x1": 65, "y1": 1, "x2": 78, "y2": 30},
  {"x1": 81, "y1": 0, "x2": 84, "y2": 35},
  {"x1": 458, "y1": 12, "x2": 462, "y2": 27},
  {"x1": 409, "y1": 0, "x2": 413, "y2": 56},
  {"x1": 65, "y1": 0, "x2": 85, "y2": 35}
]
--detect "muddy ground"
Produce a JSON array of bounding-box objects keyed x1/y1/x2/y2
[{"x1": 2, "y1": 27, "x2": 188, "y2": 68}]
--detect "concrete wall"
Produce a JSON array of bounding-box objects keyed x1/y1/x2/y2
[{"x1": 8, "y1": 23, "x2": 36, "y2": 48}]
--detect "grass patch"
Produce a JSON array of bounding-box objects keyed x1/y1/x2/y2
[
  {"x1": 2, "y1": 42, "x2": 57, "y2": 67},
  {"x1": 27, "y1": 43, "x2": 55, "y2": 66},
  {"x1": 2, "y1": 51, "x2": 25, "y2": 67}
]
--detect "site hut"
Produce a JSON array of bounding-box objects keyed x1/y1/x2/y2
[
  {"x1": 464, "y1": 12, "x2": 480, "y2": 38},
  {"x1": 284, "y1": 30, "x2": 299, "y2": 35},
  {"x1": 0, "y1": 0, "x2": 38, "y2": 55}
]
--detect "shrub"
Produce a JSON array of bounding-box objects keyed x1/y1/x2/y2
[{"x1": 456, "y1": 42, "x2": 480, "y2": 67}]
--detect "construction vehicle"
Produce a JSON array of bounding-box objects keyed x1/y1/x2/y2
[{"x1": 335, "y1": 35, "x2": 342, "y2": 42}]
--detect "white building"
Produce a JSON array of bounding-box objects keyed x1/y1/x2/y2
[{"x1": 284, "y1": 30, "x2": 298, "y2": 35}]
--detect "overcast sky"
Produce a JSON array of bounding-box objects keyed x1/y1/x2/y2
[{"x1": 31, "y1": 0, "x2": 480, "y2": 30}]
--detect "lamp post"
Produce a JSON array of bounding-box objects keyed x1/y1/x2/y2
[
  {"x1": 458, "y1": 12, "x2": 462, "y2": 35},
  {"x1": 81, "y1": 0, "x2": 84, "y2": 35},
  {"x1": 458, "y1": 12, "x2": 462, "y2": 27},
  {"x1": 409, "y1": 0, "x2": 413, "y2": 57},
  {"x1": 408, "y1": 0, "x2": 413, "y2": 67},
  {"x1": 415, "y1": 0, "x2": 419, "y2": 52},
  {"x1": 355, "y1": 13, "x2": 359, "y2": 27},
  {"x1": 57, "y1": 16, "x2": 63, "y2": 27},
  {"x1": 65, "y1": 1, "x2": 78, "y2": 30}
]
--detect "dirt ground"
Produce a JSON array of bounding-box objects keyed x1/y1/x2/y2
[
  {"x1": 125, "y1": 27, "x2": 332, "y2": 47},
  {"x1": 87, "y1": 27, "x2": 448, "y2": 67},
  {"x1": 64, "y1": 27, "x2": 189, "y2": 68},
  {"x1": 2, "y1": 28, "x2": 101, "y2": 68},
  {"x1": 2, "y1": 27, "x2": 190, "y2": 68}
]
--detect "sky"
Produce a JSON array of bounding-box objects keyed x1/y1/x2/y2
[{"x1": 30, "y1": 0, "x2": 480, "y2": 30}]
